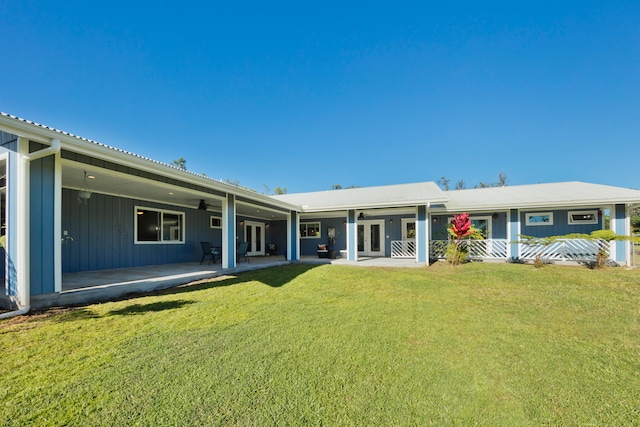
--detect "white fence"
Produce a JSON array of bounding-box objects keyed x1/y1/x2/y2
[
  {"x1": 429, "y1": 239, "x2": 508, "y2": 260},
  {"x1": 428, "y1": 239, "x2": 609, "y2": 262},
  {"x1": 391, "y1": 240, "x2": 416, "y2": 258}
]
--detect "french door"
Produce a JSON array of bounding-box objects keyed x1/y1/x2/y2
[
  {"x1": 244, "y1": 221, "x2": 265, "y2": 256},
  {"x1": 357, "y1": 219, "x2": 385, "y2": 256}
]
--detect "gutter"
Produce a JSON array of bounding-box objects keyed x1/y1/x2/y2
[{"x1": 0, "y1": 138, "x2": 61, "y2": 319}]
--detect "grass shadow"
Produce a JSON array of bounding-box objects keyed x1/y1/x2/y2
[{"x1": 106, "y1": 299, "x2": 195, "y2": 316}]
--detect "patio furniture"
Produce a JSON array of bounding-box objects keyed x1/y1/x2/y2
[
  {"x1": 200, "y1": 242, "x2": 216, "y2": 265},
  {"x1": 237, "y1": 241, "x2": 249, "y2": 263},
  {"x1": 317, "y1": 244, "x2": 330, "y2": 258},
  {"x1": 267, "y1": 243, "x2": 277, "y2": 256}
]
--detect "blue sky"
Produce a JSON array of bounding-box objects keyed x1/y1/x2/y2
[{"x1": 2, "y1": 1, "x2": 639, "y2": 192}]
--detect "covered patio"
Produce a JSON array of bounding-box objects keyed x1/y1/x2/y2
[{"x1": 30, "y1": 255, "x2": 427, "y2": 309}]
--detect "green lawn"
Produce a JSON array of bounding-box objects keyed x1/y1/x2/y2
[{"x1": 1, "y1": 263, "x2": 639, "y2": 426}]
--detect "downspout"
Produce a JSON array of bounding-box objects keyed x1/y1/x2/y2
[{"x1": 0, "y1": 138, "x2": 60, "y2": 320}]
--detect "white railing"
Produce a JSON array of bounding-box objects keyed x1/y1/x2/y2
[
  {"x1": 429, "y1": 238, "x2": 610, "y2": 262},
  {"x1": 429, "y1": 239, "x2": 508, "y2": 260},
  {"x1": 391, "y1": 240, "x2": 416, "y2": 258},
  {"x1": 520, "y1": 239, "x2": 610, "y2": 262}
]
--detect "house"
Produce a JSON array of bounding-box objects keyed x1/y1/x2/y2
[{"x1": 1, "y1": 112, "x2": 639, "y2": 315}]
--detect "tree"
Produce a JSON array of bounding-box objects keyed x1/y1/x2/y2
[
  {"x1": 631, "y1": 205, "x2": 640, "y2": 233},
  {"x1": 332, "y1": 184, "x2": 342, "y2": 190},
  {"x1": 455, "y1": 180, "x2": 466, "y2": 190},
  {"x1": 172, "y1": 157, "x2": 187, "y2": 170},
  {"x1": 274, "y1": 186, "x2": 287, "y2": 195},
  {"x1": 497, "y1": 171, "x2": 508, "y2": 187},
  {"x1": 437, "y1": 176, "x2": 450, "y2": 191}
]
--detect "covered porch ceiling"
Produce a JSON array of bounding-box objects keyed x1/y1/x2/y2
[{"x1": 61, "y1": 160, "x2": 291, "y2": 221}]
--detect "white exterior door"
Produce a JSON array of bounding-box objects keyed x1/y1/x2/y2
[
  {"x1": 357, "y1": 219, "x2": 385, "y2": 256},
  {"x1": 244, "y1": 221, "x2": 265, "y2": 256}
]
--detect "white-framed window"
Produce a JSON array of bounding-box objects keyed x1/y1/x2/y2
[
  {"x1": 210, "y1": 216, "x2": 222, "y2": 229},
  {"x1": 568, "y1": 210, "x2": 598, "y2": 225},
  {"x1": 300, "y1": 222, "x2": 321, "y2": 238},
  {"x1": 135, "y1": 206, "x2": 185, "y2": 244},
  {"x1": 525, "y1": 212, "x2": 553, "y2": 226}
]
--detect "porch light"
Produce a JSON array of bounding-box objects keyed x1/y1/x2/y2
[
  {"x1": 198, "y1": 200, "x2": 207, "y2": 210},
  {"x1": 358, "y1": 212, "x2": 365, "y2": 220},
  {"x1": 77, "y1": 171, "x2": 92, "y2": 205}
]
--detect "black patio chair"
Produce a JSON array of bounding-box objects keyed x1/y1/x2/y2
[
  {"x1": 237, "y1": 241, "x2": 250, "y2": 263},
  {"x1": 200, "y1": 242, "x2": 215, "y2": 265}
]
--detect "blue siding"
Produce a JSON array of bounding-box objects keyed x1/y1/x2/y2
[
  {"x1": 30, "y1": 155, "x2": 56, "y2": 295},
  {"x1": 431, "y1": 212, "x2": 508, "y2": 240},
  {"x1": 299, "y1": 217, "x2": 347, "y2": 256},
  {"x1": 299, "y1": 213, "x2": 419, "y2": 257},
  {"x1": 520, "y1": 209, "x2": 602, "y2": 237},
  {"x1": 62, "y1": 189, "x2": 222, "y2": 273}
]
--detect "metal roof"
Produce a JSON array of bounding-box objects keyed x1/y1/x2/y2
[
  {"x1": 437, "y1": 181, "x2": 640, "y2": 212},
  {"x1": 272, "y1": 181, "x2": 448, "y2": 211}
]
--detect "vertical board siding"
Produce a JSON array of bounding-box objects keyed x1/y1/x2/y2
[
  {"x1": 520, "y1": 209, "x2": 603, "y2": 238},
  {"x1": 30, "y1": 155, "x2": 56, "y2": 295},
  {"x1": 62, "y1": 189, "x2": 222, "y2": 273}
]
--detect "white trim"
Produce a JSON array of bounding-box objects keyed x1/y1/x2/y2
[
  {"x1": 470, "y1": 215, "x2": 493, "y2": 239},
  {"x1": 300, "y1": 221, "x2": 321, "y2": 239},
  {"x1": 134, "y1": 206, "x2": 185, "y2": 244},
  {"x1": 357, "y1": 219, "x2": 385, "y2": 257},
  {"x1": 54, "y1": 148, "x2": 62, "y2": 292},
  {"x1": 567, "y1": 210, "x2": 598, "y2": 225},
  {"x1": 17, "y1": 137, "x2": 29, "y2": 308},
  {"x1": 401, "y1": 217, "x2": 416, "y2": 241},
  {"x1": 209, "y1": 216, "x2": 222, "y2": 229},
  {"x1": 525, "y1": 212, "x2": 554, "y2": 226},
  {"x1": 244, "y1": 220, "x2": 265, "y2": 256}
]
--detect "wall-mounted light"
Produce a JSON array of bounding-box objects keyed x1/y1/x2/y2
[
  {"x1": 239, "y1": 220, "x2": 244, "y2": 225},
  {"x1": 432, "y1": 217, "x2": 438, "y2": 222},
  {"x1": 198, "y1": 200, "x2": 207, "y2": 210},
  {"x1": 389, "y1": 219, "x2": 393, "y2": 224},
  {"x1": 358, "y1": 212, "x2": 365, "y2": 220}
]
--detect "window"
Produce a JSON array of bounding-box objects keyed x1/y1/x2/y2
[
  {"x1": 568, "y1": 210, "x2": 598, "y2": 225},
  {"x1": 135, "y1": 206, "x2": 184, "y2": 244},
  {"x1": 300, "y1": 222, "x2": 321, "y2": 238},
  {"x1": 525, "y1": 212, "x2": 553, "y2": 226},
  {"x1": 210, "y1": 216, "x2": 222, "y2": 229}
]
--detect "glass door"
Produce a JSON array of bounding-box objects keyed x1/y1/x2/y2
[
  {"x1": 357, "y1": 219, "x2": 385, "y2": 256},
  {"x1": 244, "y1": 221, "x2": 265, "y2": 256}
]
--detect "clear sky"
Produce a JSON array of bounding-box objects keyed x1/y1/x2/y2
[{"x1": 1, "y1": 1, "x2": 638, "y2": 193}]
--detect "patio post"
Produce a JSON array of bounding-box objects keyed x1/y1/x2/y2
[
  {"x1": 287, "y1": 210, "x2": 299, "y2": 261},
  {"x1": 222, "y1": 194, "x2": 236, "y2": 269},
  {"x1": 416, "y1": 205, "x2": 428, "y2": 264},
  {"x1": 347, "y1": 210, "x2": 357, "y2": 261},
  {"x1": 508, "y1": 209, "x2": 520, "y2": 260},
  {"x1": 612, "y1": 204, "x2": 629, "y2": 264}
]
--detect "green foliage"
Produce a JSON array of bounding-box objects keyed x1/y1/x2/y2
[
  {"x1": 171, "y1": 157, "x2": 187, "y2": 170},
  {"x1": 2, "y1": 264, "x2": 640, "y2": 425}
]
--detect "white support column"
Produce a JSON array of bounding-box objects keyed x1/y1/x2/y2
[
  {"x1": 53, "y1": 144, "x2": 62, "y2": 292},
  {"x1": 347, "y1": 210, "x2": 357, "y2": 261},
  {"x1": 222, "y1": 194, "x2": 236, "y2": 269},
  {"x1": 416, "y1": 205, "x2": 428, "y2": 264},
  {"x1": 16, "y1": 137, "x2": 30, "y2": 308}
]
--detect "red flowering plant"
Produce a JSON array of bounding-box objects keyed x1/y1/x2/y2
[{"x1": 447, "y1": 213, "x2": 478, "y2": 265}]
